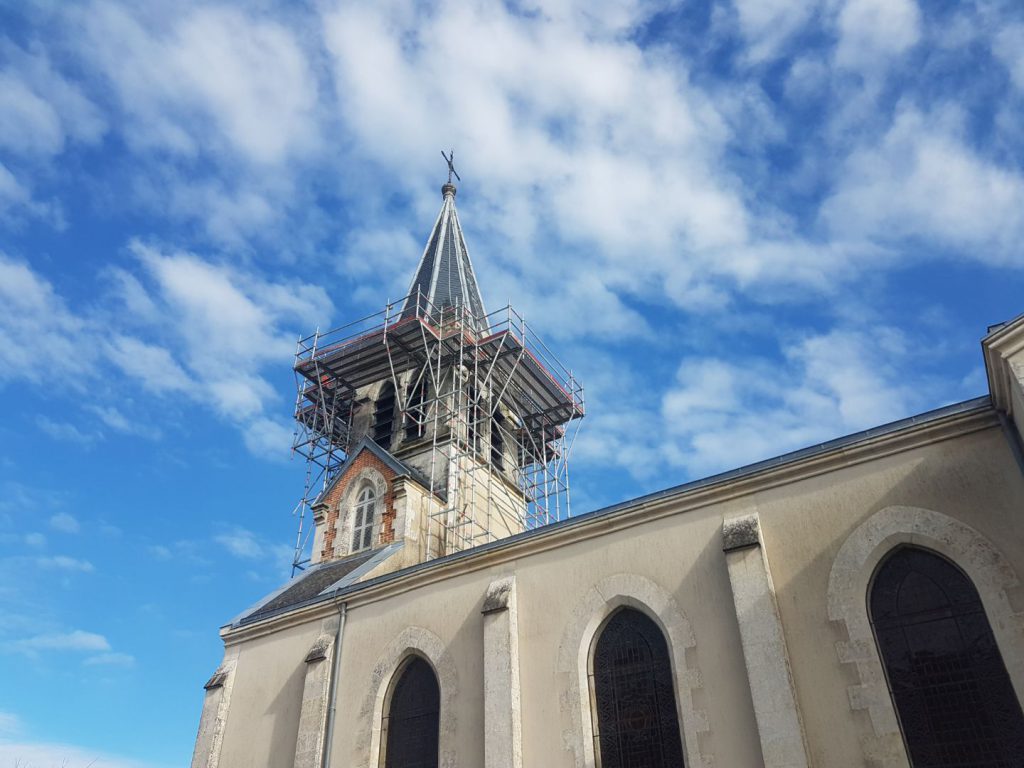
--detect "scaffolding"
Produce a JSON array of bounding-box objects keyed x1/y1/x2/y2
[{"x1": 290, "y1": 290, "x2": 585, "y2": 572}]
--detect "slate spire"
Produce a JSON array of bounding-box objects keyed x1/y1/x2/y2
[{"x1": 400, "y1": 175, "x2": 487, "y2": 331}]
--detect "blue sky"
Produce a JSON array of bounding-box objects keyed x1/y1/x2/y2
[{"x1": 1, "y1": 0, "x2": 1023, "y2": 764}]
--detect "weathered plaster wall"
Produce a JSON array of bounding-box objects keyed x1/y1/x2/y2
[
  {"x1": 317, "y1": 496, "x2": 762, "y2": 766},
  {"x1": 217, "y1": 621, "x2": 320, "y2": 768}
]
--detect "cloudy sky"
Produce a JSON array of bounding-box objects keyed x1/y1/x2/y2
[{"x1": 1, "y1": 0, "x2": 1022, "y2": 764}]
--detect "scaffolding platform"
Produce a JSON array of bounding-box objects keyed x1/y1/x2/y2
[{"x1": 290, "y1": 292, "x2": 584, "y2": 571}]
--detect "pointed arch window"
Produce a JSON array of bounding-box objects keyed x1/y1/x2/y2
[
  {"x1": 383, "y1": 656, "x2": 440, "y2": 768},
  {"x1": 870, "y1": 546, "x2": 1024, "y2": 766},
  {"x1": 590, "y1": 608, "x2": 686, "y2": 768},
  {"x1": 350, "y1": 485, "x2": 376, "y2": 552},
  {"x1": 373, "y1": 383, "x2": 396, "y2": 446}
]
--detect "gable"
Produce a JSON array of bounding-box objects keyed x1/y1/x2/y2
[{"x1": 313, "y1": 437, "x2": 417, "y2": 509}]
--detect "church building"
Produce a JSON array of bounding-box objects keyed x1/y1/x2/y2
[{"x1": 191, "y1": 169, "x2": 1024, "y2": 768}]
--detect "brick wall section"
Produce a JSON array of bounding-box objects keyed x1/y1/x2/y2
[{"x1": 319, "y1": 450, "x2": 398, "y2": 562}]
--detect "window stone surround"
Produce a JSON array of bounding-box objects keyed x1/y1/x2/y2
[
  {"x1": 357, "y1": 626, "x2": 458, "y2": 768},
  {"x1": 557, "y1": 573, "x2": 709, "y2": 768},
  {"x1": 322, "y1": 465, "x2": 391, "y2": 561},
  {"x1": 826, "y1": 505, "x2": 1024, "y2": 767}
]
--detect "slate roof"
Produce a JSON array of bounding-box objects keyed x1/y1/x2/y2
[
  {"x1": 401, "y1": 183, "x2": 487, "y2": 332},
  {"x1": 236, "y1": 545, "x2": 398, "y2": 625}
]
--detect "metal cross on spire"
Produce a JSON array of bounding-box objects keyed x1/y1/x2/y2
[{"x1": 441, "y1": 149, "x2": 461, "y2": 184}]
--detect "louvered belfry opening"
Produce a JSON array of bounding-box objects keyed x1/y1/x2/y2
[
  {"x1": 870, "y1": 546, "x2": 1024, "y2": 767},
  {"x1": 373, "y1": 382, "x2": 396, "y2": 446},
  {"x1": 591, "y1": 609, "x2": 686, "y2": 768},
  {"x1": 490, "y1": 410, "x2": 505, "y2": 471},
  {"x1": 405, "y1": 377, "x2": 428, "y2": 441},
  {"x1": 384, "y1": 656, "x2": 440, "y2": 768}
]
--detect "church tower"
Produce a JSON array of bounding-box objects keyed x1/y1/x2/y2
[{"x1": 290, "y1": 162, "x2": 584, "y2": 573}]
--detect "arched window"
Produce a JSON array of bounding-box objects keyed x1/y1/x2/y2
[
  {"x1": 590, "y1": 608, "x2": 685, "y2": 768},
  {"x1": 373, "y1": 382, "x2": 396, "y2": 446},
  {"x1": 383, "y1": 656, "x2": 440, "y2": 768},
  {"x1": 350, "y1": 485, "x2": 376, "y2": 552},
  {"x1": 870, "y1": 546, "x2": 1024, "y2": 765}
]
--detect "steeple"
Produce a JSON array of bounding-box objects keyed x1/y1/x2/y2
[
  {"x1": 291, "y1": 159, "x2": 584, "y2": 572},
  {"x1": 400, "y1": 154, "x2": 487, "y2": 330}
]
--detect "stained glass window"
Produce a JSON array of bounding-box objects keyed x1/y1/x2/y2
[
  {"x1": 384, "y1": 656, "x2": 440, "y2": 768},
  {"x1": 591, "y1": 608, "x2": 686, "y2": 768},
  {"x1": 870, "y1": 546, "x2": 1024, "y2": 767}
]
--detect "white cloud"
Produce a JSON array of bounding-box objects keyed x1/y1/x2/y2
[
  {"x1": 732, "y1": 0, "x2": 818, "y2": 64},
  {"x1": 0, "y1": 481, "x2": 65, "y2": 517},
  {"x1": 0, "y1": 162, "x2": 30, "y2": 213},
  {"x1": 37, "y1": 556, "x2": 94, "y2": 573},
  {"x1": 170, "y1": 7, "x2": 320, "y2": 164},
  {"x1": 0, "y1": 71, "x2": 64, "y2": 156},
  {"x1": 103, "y1": 267, "x2": 162, "y2": 326},
  {"x1": 0, "y1": 42, "x2": 106, "y2": 156},
  {"x1": 0, "y1": 41, "x2": 105, "y2": 222},
  {"x1": 0, "y1": 250, "x2": 324, "y2": 459},
  {"x1": 993, "y1": 23, "x2": 1024, "y2": 92},
  {"x1": 784, "y1": 55, "x2": 830, "y2": 102},
  {"x1": 659, "y1": 325, "x2": 919, "y2": 476},
  {"x1": 24, "y1": 533, "x2": 45, "y2": 548},
  {"x1": 125, "y1": 244, "x2": 332, "y2": 426},
  {"x1": 243, "y1": 418, "x2": 294, "y2": 461},
  {"x1": 215, "y1": 527, "x2": 264, "y2": 559},
  {"x1": 574, "y1": 319, "x2": 931, "y2": 484},
  {"x1": 48, "y1": 513, "x2": 80, "y2": 534},
  {"x1": 11, "y1": 629, "x2": 109, "y2": 653},
  {"x1": 135, "y1": 244, "x2": 319, "y2": 359},
  {"x1": 104, "y1": 335, "x2": 195, "y2": 396},
  {"x1": 322, "y1": 0, "x2": 801, "y2": 334},
  {"x1": 83, "y1": 651, "x2": 136, "y2": 667},
  {"x1": 821, "y1": 106, "x2": 1024, "y2": 264},
  {"x1": 154, "y1": 173, "x2": 285, "y2": 246},
  {"x1": 0, "y1": 255, "x2": 96, "y2": 382},
  {"x1": 36, "y1": 417, "x2": 101, "y2": 446},
  {"x1": 86, "y1": 404, "x2": 162, "y2": 440},
  {"x1": 212, "y1": 528, "x2": 294, "y2": 573},
  {"x1": 835, "y1": 0, "x2": 921, "y2": 73},
  {"x1": 73, "y1": 1, "x2": 319, "y2": 164}
]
